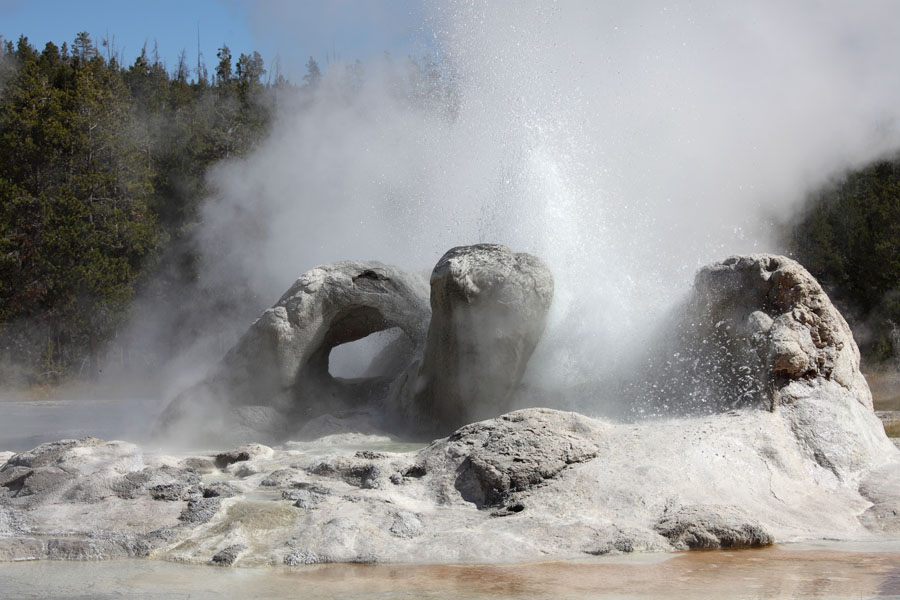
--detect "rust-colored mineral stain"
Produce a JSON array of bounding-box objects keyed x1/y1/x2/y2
[
  {"x1": 276, "y1": 546, "x2": 900, "y2": 599},
  {"x1": 4, "y1": 545, "x2": 900, "y2": 599}
]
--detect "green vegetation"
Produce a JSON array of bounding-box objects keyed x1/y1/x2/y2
[
  {"x1": 0, "y1": 32, "x2": 453, "y2": 385},
  {"x1": 787, "y1": 157, "x2": 900, "y2": 366},
  {"x1": 0, "y1": 32, "x2": 279, "y2": 382}
]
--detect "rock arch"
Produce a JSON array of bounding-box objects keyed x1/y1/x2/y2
[
  {"x1": 155, "y1": 246, "x2": 554, "y2": 446},
  {"x1": 155, "y1": 262, "x2": 431, "y2": 445}
]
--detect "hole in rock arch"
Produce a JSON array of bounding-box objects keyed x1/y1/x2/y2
[{"x1": 328, "y1": 327, "x2": 412, "y2": 380}]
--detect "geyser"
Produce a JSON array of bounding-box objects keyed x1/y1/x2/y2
[
  {"x1": 629, "y1": 254, "x2": 874, "y2": 421},
  {"x1": 178, "y1": 1, "x2": 900, "y2": 415},
  {"x1": 5, "y1": 0, "x2": 900, "y2": 573},
  {"x1": 2, "y1": 253, "x2": 899, "y2": 566}
]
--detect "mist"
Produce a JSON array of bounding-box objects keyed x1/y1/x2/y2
[
  {"x1": 4, "y1": 4, "x2": 900, "y2": 581},
  {"x1": 160, "y1": 0, "x2": 900, "y2": 416}
]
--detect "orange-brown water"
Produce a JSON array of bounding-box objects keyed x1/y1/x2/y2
[{"x1": 3, "y1": 543, "x2": 900, "y2": 599}]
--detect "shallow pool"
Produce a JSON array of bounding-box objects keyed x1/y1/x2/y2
[{"x1": 2, "y1": 542, "x2": 900, "y2": 599}]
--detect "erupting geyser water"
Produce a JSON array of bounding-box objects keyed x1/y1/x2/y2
[{"x1": 170, "y1": 1, "x2": 900, "y2": 417}]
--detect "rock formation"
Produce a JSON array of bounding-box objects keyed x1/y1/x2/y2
[
  {"x1": 393, "y1": 244, "x2": 554, "y2": 435},
  {"x1": 636, "y1": 256, "x2": 868, "y2": 407},
  {"x1": 695, "y1": 254, "x2": 870, "y2": 409},
  {"x1": 155, "y1": 245, "x2": 553, "y2": 444},
  {"x1": 631, "y1": 254, "x2": 891, "y2": 482},
  {"x1": 2, "y1": 253, "x2": 898, "y2": 566},
  {"x1": 156, "y1": 261, "x2": 431, "y2": 445},
  {"x1": 2, "y1": 402, "x2": 897, "y2": 564}
]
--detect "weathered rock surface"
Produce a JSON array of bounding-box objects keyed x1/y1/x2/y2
[
  {"x1": 416, "y1": 409, "x2": 603, "y2": 507},
  {"x1": 215, "y1": 443, "x2": 274, "y2": 469},
  {"x1": 156, "y1": 261, "x2": 431, "y2": 446},
  {"x1": 3, "y1": 403, "x2": 898, "y2": 565},
  {"x1": 654, "y1": 505, "x2": 774, "y2": 549},
  {"x1": 156, "y1": 245, "x2": 552, "y2": 444},
  {"x1": 396, "y1": 244, "x2": 554, "y2": 434},
  {"x1": 210, "y1": 543, "x2": 246, "y2": 566},
  {"x1": 636, "y1": 254, "x2": 872, "y2": 419},
  {"x1": 0, "y1": 438, "x2": 197, "y2": 561},
  {"x1": 645, "y1": 255, "x2": 894, "y2": 486},
  {"x1": 857, "y1": 464, "x2": 900, "y2": 534}
]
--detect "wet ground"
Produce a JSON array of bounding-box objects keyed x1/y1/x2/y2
[
  {"x1": 2, "y1": 397, "x2": 899, "y2": 599},
  {"x1": 1, "y1": 542, "x2": 899, "y2": 599},
  {"x1": 0, "y1": 397, "x2": 159, "y2": 451}
]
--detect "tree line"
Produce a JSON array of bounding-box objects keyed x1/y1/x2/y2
[
  {"x1": 0, "y1": 32, "x2": 452, "y2": 384},
  {"x1": 1, "y1": 30, "x2": 896, "y2": 385},
  {"x1": 786, "y1": 156, "x2": 900, "y2": 365}
]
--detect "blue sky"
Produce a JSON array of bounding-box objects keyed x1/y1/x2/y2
[{"x1": 0, "y1": 0, "x2": 430, "y2": 81}]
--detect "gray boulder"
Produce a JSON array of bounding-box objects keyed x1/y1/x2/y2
[
  {"x1": 396, "y1": 244, "x2": 554, "y2": 434},
  {"x1": 210, "y1": 543, "x2": 246, "y2": 566},
  {"x1": 214, "y1": 443, "x2": 274, "y2": 469},
  {"x1": 654, "y1": 505, "x2": 774, "y2": 549},
  {"x1": 692, "y1": 254, "x2": 869, "y2": 408},
  {"x1": 418, "y1": 408, "x2": 605, "y2": 508}
]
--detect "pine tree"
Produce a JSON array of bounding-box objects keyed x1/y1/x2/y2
[
  {"x1": 72, "y1": 31, "x2": 97, "y2": 62},
  {"x1": 215, "y1": 45, "x2": 232, "y2": 85},
  {"x1": 790, "y1": 158, "x2": 900, "y2": 362},
  {"x1": 0, "y1": 35, "x2": 159, "y2": 378},
  {"x1": 0, "y1": 32, "x2": 283, "y2": 381},
  {"x1": 303, "y1": 56, "x2": 321, "y2": 87}
]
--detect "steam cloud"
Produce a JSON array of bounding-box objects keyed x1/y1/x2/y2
[{"x1": 174, "y1": 1, "x2": 900, "y2": 412}]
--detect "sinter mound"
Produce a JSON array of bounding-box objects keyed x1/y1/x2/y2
[{"x1": 1, "y1": 252, "x2": 898, "y2": 565}]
